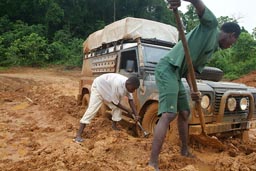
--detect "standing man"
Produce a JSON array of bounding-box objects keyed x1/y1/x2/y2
[
  {"x1": 149, "y1": 0, "x2": 241, "y2": 170},
  {"x1": 74, "y1": 73, "x2": 140, "y2": 143}
]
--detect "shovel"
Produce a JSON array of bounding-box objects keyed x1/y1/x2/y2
[
  {"x1": 131, "y1": 113, "x2": 150, "y2": 138},
  {"x1": 172, "y1": 8, "x2": 225, "y2": 150}
]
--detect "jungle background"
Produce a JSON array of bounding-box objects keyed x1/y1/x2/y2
[
  {"x1": 1, "y1": 1, "x2": 256, "y2": 171},
  {"x1": 0, "y1": 0, "x2": 256, "y2": 80}
]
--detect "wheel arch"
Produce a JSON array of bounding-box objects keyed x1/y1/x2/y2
[
  {"x1": 139, "y1": 99, "x2": 159, "y2": 119},
  {"x1": 82, "y1": 86, "x2": 90, "y2": 96},
  {"x1": 77, "y1": 85, "x2": 91, "y2": 105}
]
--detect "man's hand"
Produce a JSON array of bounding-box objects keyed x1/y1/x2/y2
[
  {"x1": 134, "y1": 114, "x2": 141, "y2": 122},
  {"x1": 130, "y1": 112, "x2": 140, "y2": 122},
  {"x1": 191, "y1": 91, "x2": 202, "y2": 102},
  {"x1": 167, "y1": 0, "x2": 181, "y2": 9}
]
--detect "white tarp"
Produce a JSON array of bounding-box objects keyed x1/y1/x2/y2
[{"x1": 83, "y1": 17, "x2": 178, "y2": 53}]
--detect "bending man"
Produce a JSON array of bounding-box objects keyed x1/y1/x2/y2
[{"x1": 74, "y1": 73, "x2": 140, "y2": 143}]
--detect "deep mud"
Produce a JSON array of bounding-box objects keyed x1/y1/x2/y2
[{"x1": 0, "y1": 67, "x2": 256, "y2": 171}]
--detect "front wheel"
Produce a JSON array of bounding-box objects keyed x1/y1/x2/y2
[
  {"x1": 142, "y1": 102, "x2": 179, "y2": 144},
  {"x1": 142, "y1": 103, "x2": 159, "y2": 134}
]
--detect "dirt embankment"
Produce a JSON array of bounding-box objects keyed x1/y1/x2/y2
[
  {"x1": 0, "y1": 67, "x2": 256, "y2": 171},
  {"x1": 232, "y1": 71, "x2": 256, "y2": 87}
]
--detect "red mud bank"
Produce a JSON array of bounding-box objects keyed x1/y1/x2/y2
[{"x1": 0, "y1": 67, "x2": 256, "y2": 171}]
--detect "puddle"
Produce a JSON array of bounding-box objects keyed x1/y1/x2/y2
[{"x1": 11, "y1": 102, "x2": 30, "y2": 110}]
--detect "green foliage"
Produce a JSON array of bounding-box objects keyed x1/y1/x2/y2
[
  {"x1": 253, "y1": 27, "x2": 256, "y2": 40},
  {"x1": 0, "y1": 0, "x2": 256, "y2": 76},
  {"x1": 48, "y1": 39, "x2": 83, "y2": 66},
  {"x1": 0, "y1": 16, "x2": 83, "y2": 67},
  {"x1": 48, "y1": 29, "x2": 83, "y2": 66},
  {"x1": 0, "y1": 36, "x2": 6, "y2": 62},
  {"x1": 232, "y1": 32, "x2": 256, "y2": 61},
  {"x1": 4, "y1": 33, "x2": 49, "y2": 66},
  {"x1": 61, "y1": 38, "x2": 84, "y2": 66},
  {"x1": 0, "y1": 66, "x2": 9, "y2": 71},
  {"x1": 0, "y1": 17, "x2": 48, "y2": 66},
  {"x1": 209, "y1": 32, "x2": 256, "y2": 80},
  {"x1": 217, "y1": 16, "x2": 237, "y2": 27},
  {"x1": 181, "y1": 5, "x2": 199, "y2": 32},
  {"x1": 45, "y1": 1, "x2": 64, "y2": 25},
  {"x1": 0, "y1": 17, "x2": 46, "y2": 47}
]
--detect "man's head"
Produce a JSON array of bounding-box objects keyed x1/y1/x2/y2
[
  {"x1": 125, "y1": 76, "x2": 140, "y2": 93},
  {"x1": 219, "y1": 22, "x2": 241, "y2": 49}
]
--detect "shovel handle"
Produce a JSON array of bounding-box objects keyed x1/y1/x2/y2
[
  {"x1": 173, "y1": 8, "x2": 206, "y2": 134},
  {"x1": 131, "y1": 113, "x2": 150, "y2": 137}
]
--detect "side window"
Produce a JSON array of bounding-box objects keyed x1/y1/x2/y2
[{"x1": 119, "y1": 50, "x2": 138, "y2": 73}]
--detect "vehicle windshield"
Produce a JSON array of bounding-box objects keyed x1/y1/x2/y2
[
  {"x1": 142, "y1": 45, "x2": 170, "y2": 65},
  {"x1": 140, "y1": 44, "x2": 171, "y2": 77}
]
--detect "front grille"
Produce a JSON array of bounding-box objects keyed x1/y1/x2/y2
[{"x1": 215, "y1": 92, "x2": 249, "y2": 115}]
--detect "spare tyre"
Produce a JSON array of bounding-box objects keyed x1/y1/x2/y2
[{"x1": 195, "y1": 66, "x2": 223, "y2": 82}]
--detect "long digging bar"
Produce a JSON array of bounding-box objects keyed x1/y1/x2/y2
[
  {"x1": 131, "y1": 113, "x2": 150, "y2": 137},
  {"x1": 173, "y1": 8, "x2": 226, "y2": 150}
]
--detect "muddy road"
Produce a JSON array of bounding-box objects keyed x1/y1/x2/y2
[{"x1": 0, "y1": 67, "x2": 256, "y2": 171}]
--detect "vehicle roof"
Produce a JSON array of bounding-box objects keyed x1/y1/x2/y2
[{"x1": 83, "y1": 17, "x2": 178, "y2": 53}]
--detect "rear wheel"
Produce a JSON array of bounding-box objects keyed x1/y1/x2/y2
[
  {"x1": 142, "y1": 103, "x2": 159, "y2": 134},
  {"x1": 82, "y1": 94, "x2": 90, "y2": 108},
  {"x1": 142, "y1": 103, "x2": 179, "y2": 144}
]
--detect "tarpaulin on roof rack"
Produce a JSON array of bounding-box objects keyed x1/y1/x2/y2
[{"x1": 83, "y1": 17, "x2": 178, "y2": 53}]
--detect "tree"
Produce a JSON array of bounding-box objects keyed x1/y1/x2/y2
[
  {"x1": 209, "y1": 32, "x2": 256, "y2": 80},
  {"x1": 252, "y1": 27, "x2": 256, "y2": 40},
  {"x1": 5, "y1": 33, "x2": 49, "y2": 66},
  {"x1": 217, "y1": 16, "x2": 237, "y2": 27},
  {"x1": 1, "y1": 0, "x2": 256, "y2": 72},
  {"x1": 181, "y1": 4, "x2": 199, "y2": 32}
]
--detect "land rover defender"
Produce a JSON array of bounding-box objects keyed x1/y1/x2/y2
[{"x1": 78, "y1": 17, "x2": 256, "y2": 140}]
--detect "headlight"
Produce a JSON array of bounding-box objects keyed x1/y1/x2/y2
[
  {"x1": 201, "y1": 95, "x2": 210, "y2": 109},
  {"x1": 240, "y1": 97, "x2": 248, "y2": 110},
  {"x1": 227, "y1": 97, "x2": 237, "y2": 111}
]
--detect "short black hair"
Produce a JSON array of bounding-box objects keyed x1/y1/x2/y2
[
  {"x1": 221, "y1": 22, "x2": 241, "y2": 38},
  {"x1": 126, "y1": 76, "x2": 140, "y2": 88}
]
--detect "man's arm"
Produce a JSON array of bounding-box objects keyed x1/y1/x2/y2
[
  {"x1": 112, "y1": 102, "x2": 131, "y2": 114},
  {"x1": 186, "y1": 73, "x2": 201, "y2": 102},
  {"x1": 112, "y1": 99, "x2": 140, "y2": 121},
  {"x1": 168, "y1": 0, "x2": 205, "y2": 17},
  {"x1": 128, "y1": 99, "x2": 140, "y2": 121},
  {"x1": 184, "y1": 0, "x2": 205, "y2": 17},
  {"x1": 128, "y1": 99, "x2": 138, "y2": 114}
]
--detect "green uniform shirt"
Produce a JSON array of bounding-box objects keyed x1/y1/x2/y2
[
  {"x1": 161, "y1": 7, "x2": 219, "y2": 78},
  {"x1": 155, "y1": 7, "x2": 219, "y2": 114}
]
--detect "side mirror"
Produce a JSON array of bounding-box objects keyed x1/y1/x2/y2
[{"x1": 125, "y1": 60, "x2": 135, "y2": 72}]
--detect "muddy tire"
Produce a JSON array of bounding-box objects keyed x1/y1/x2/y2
[
  {"x1": 142, "y1": 103, "x2": 159, "y2": 134},
  {"x1": 195, "y1": 66, "x2": 223, "y2": 82},
  {"x1": 234, "y1": 130, "x2": 249, "y2": 143},
  {"x1": 82, "y1": 94, "x2": 90, "y2": 108},
  {"x1": 142, "y1": 103, "x2": 179, "y2": 144}
]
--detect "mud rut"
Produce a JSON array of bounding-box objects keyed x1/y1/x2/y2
[{"x1": 0, "y1": 67, "x2": 256, "y2": 171}]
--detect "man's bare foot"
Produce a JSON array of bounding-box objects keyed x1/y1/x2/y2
[
  {"x1": 112, "y1": 121, "x2": 120, "y2": 131},
  {"x1": 112, "y1": 125, "x2": 120, "y2": 131},
  {"x1": 181, "y1": 149, "x2": 195, "y2": 158},
  {"x1": 73, "y1": 137, "x2": 84, "y2": 143},
  {"x1": 148, "y1": 161, "x2": 160, "y2": 171}
]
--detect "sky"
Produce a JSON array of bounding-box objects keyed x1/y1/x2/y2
[{"x1": 179, "y1": 0, "x2": 256, "y2": 33}]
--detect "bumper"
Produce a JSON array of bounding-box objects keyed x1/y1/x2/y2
[{"x1": 189, "y1": 120, "x2": 256, "y2": 135}]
